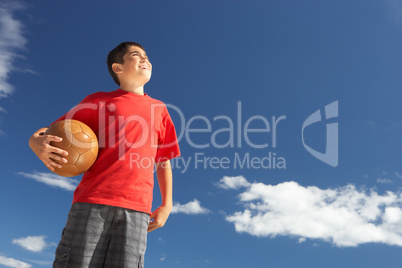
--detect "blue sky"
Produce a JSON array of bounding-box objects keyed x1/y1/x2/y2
[{"x1": 0, "y1": 0, "x2": 401, "y2": 267}]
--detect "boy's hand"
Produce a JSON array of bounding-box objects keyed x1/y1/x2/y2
[
  {"x1": 149, "y1": 160, "x2": 173, "y2": 232},
  {"x1": 29, "y1": 127, "x2": 69, "y2": 171},
  {"x1": 148, "y1": 204, "x2": 172, "y2": 232}
]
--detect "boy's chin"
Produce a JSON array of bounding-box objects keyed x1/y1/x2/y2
[
  {"x1": 132, "y1": 75, "x2": 151, "y2": 85},
  {"x1": 143, "y1": 75, "x2": 152, "y2": 84}
]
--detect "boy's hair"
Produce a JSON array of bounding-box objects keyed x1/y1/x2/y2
[{"x1": 107, "y1": 41, "x2": 144, "y2": 86}]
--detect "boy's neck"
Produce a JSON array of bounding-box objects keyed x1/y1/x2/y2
[{"x1": 119, "y1": 84, "x2": 145, "y2": 95}]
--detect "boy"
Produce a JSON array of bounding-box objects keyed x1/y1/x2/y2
[{"x1": 29, "y1": 41, "x2": 180, "y2": 267}]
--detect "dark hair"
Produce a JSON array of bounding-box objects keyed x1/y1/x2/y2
[{"x1": 107, "y1": 41, "x2": 145, "y2": 86}]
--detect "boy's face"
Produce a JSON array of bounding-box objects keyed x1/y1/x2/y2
[{"x1": 115, "y1": 46, "x2": 152, "y2": 86}]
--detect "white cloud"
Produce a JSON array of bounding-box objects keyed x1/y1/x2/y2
[
  {"x1": 171, "y1": 199, "x2": 210, "y2": 215},
  {"x1": 377, "y1": 177, "x2": 392, "y2": 184},
  {"x1": 220, "y1": 176, "x2": 402, "y2": 247},
  {"x1": 0, "y1": 2, "x2": 27, "y2": 99},
  {"x1": 18, "y1": 171, "x2": 79, "y2": 191},
  {"x1": 215, "y1": 175, "x2": 251, "y2": 190},
  {"x1": 25, "y1": 260, "x2": 53, "y2": 266},
  {"x1": 0, "y1": 256, "x2": 31, "y2": 268},
  {"x1": 12, "y1": 236, "x2": 47, "y2": 252},
  {"x1": 298, "y1": 237, "x2": 306, "y2": 243},
  {"x1": 160, "y1": 253, "x2": 167, "y2": 261},
  {"x1": 383, "y1": 0, "x2": 402, "y2": 22}
]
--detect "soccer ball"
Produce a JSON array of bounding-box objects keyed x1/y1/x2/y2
[{"x1": 45, "y1": 119, "x2": 98, "y2": 177}]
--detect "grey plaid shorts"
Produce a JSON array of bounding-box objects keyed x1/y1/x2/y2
[{"x1": 53, "y1": 202, "x2": 149, "y2": 268}]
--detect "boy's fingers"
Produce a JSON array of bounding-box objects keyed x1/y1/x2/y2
[
  {"x1": 49, "y1": 156, "x2": 63, "y2": 168},
  {"x1": 45, "y1": 162, "x2": 55, "y2": 171},
  {"x1": 45, "y1": 160, "x2": 60, "y2": 171},
  {"x1": 45, "y1": 135, "x2": 63, "y2": 143},
  {"x1": 49, "y1": 163, "x2": 62, "y2": 170},
  {"x1": 50, "y1": 153, "x2": 68, "y2": 164},
  {"x1": 43, "y1": 136, "x2": 68, "y2": 156},
  {"x1": 147, "y1": 215, "x2": 157, "y2": 232},
  {"x1": 147, "y1": 222, "x2": 157, "y2": 232},
  {"x1": 148, "y1": 221, "x2": 164, "y2": 232},
  {"x1": 51, "y1": 147, "x2": 69, "y2": 157}
]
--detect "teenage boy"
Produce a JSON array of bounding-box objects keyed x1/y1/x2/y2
[{"x1": 29, "y1": 41, "x2": 180, "y2": 267}]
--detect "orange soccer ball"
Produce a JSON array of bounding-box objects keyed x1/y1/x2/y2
[{"x1": 45, "y1": 119, "x2": 98, "y2": 177}]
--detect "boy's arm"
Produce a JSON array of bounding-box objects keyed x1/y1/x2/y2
[
  {"x1": 148, "y1": 160, "x2": 173, "y2": 232},
  {"x1": 29, "y1": 127, "x2": 68, "y2": 171}
]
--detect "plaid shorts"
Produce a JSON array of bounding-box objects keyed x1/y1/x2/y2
[{"x1": 53, "y1": 202, "x2": 149, "y2": 268}]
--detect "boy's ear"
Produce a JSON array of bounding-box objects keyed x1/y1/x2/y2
[{"x1": 112, "y1": 63, "x2": 123, "y2": 74}]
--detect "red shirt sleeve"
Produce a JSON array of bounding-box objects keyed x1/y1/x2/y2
[
  {"x1": 51, "y1": 94, "x2": 99, "y2": 135},
  {"x1": 155, "y1": 107, "x2": 181, "y2": 163}
]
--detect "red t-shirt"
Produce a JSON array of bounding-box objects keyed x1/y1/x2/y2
[{"x1": 53, "y1": 89, "x2": 181, "y2": 214}]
